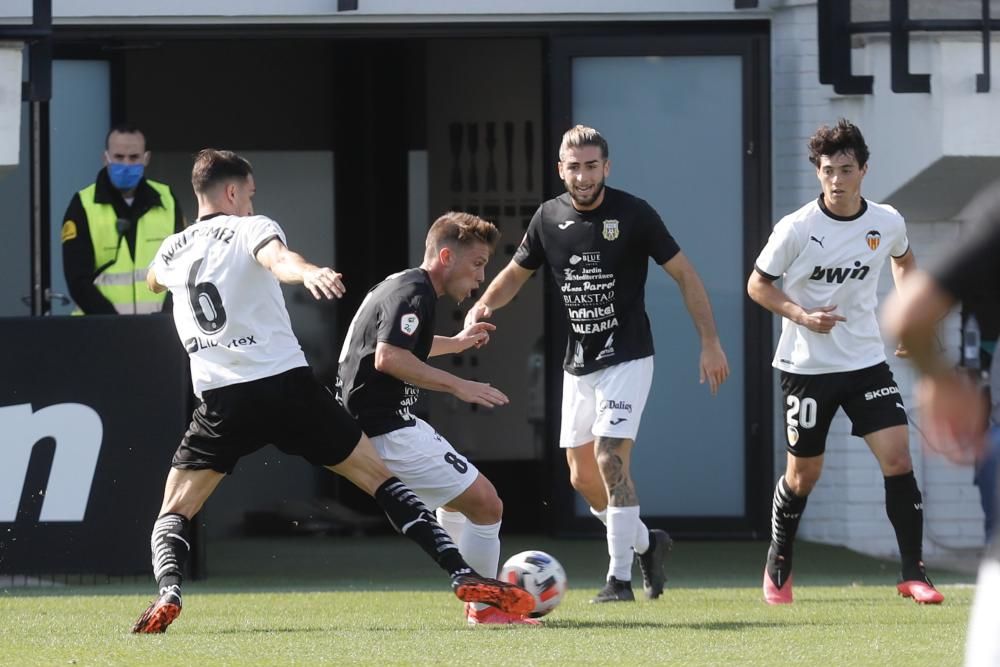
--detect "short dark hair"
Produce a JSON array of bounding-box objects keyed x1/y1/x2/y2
[
  {"x1": 425, "y1": 211, "x2": 500, "y2": 259},
  {"x1": 105, "y1": 124, "x2": 145, "y2": 149},
  {"x1": 808, "y1": 119, "x2": 870, "y2": 168},
  {"x1": 191, "y1": 149, "x2": 254, "y2": 194},
  {"x1": 559, "y1": 125, "x2": 609, "y2": 161}
]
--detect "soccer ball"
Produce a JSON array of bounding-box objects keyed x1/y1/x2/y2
[{"x1": 500, "y1": 550, "x2": 567, "y2": 617}]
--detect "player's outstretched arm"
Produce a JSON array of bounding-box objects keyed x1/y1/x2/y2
[
  {"x1": 375, "y1": 341, "x2": 509, "y2": 408},
  {"x1": 146, "y1": 267, "x2": 167, "y2": 294},
  {"x1": 464, "y1": 260, "x2": 534, "y2": 329},
  {"x1": 430, "y1": 322, "x2": 496, "y2": 356},
  {"x1": 662, "y1": 252, "x2": 730, "y2": 395},
  {"x1": 255, "y1": 237, "x2": 345, "y2": 300}
]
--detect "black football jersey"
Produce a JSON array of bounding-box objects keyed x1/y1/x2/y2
[
  {"x1": 514, "y1": 187, "x2": 680, "y2": 375},
  {"x1": 336, "y1": 268, "x2": 436, "y2": 436}
]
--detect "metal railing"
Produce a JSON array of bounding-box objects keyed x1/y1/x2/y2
[{"x1": 819, "y1": 0, "x2": 997, "y2": 93}]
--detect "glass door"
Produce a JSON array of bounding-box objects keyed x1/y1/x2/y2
[{"x1": 548, "y1": 28, "x2": 772, "y2": 536}]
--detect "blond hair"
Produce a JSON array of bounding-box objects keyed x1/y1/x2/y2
[{"x1": 425, "y1": 211, "x2": 500, "y2": 261}]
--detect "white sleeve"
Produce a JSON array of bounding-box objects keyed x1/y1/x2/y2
[
  {"x1": 754, "y1": 216, "x2": 800, "y2": 279},
  {"x1": 890, "y1": 217, "x2": 910, "y2": 258},
  {"x1": 243, "y1": 215, "x2": 288, "y2": 259},
  {"x1": 148, "y1": 235, "x2": 177, "y2": 287}
]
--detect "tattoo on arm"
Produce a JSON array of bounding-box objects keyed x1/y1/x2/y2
[{"x1": 596, "y1": 436, "x2": 638, "y2": 506}]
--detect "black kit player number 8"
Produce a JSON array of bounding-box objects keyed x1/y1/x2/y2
[{"x1": 444, "y1": 452, "x2": 468, "y2": 474}]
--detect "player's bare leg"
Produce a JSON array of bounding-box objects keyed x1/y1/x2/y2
[
  {"x1": 865, "y1": 425, "x2": 943, "y2": 603},
  {"x1": 764, "y1": 454, "x2": 821, "y2": 605},
  {"x1": 132, "y1": 468, "x2": 224, "y2": 633},
  {"x1": 331, "y1": 435, "x2": 533, "y2": 615},
  {"x1": 442, "y1": 477, "x2": 540, "y2": 625},
  {"x1": 567, "y1": 442, "x2": 668, "y2": 600}
]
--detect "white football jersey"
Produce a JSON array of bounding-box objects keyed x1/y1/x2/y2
[
  {"x1": 754, "y1": 198, "x2": 909, "y2": 374},
  {"x1": 149, "y1": 214, "x2": 307, "y2": 395}
]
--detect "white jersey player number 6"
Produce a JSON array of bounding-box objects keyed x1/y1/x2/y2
[{"x1": 186, "y1": 258, "x2": 228, "y2": 334}]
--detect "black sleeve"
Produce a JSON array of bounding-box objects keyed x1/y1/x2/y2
[
  {"x1": 641, "y1": 200, "x2": 681, "y2": 265},
  {"x1": 933, "y1": 199, "x2": 1000, "y2": 308},
  {"x1": 934, "y1": 218, "x2": 1000, "y2": 310},
  {"x1": 61, "y1": 193, "x2": 117, "y2": 315},
  {"x1": 377, "y1": 292, "x2": 433, "y2": 351},
  {"x1": 512, "y1": 206, "x2": 546, "y2": 271}
]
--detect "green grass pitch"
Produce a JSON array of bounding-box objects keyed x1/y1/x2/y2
[{"x1": 0, "y1": 537, "x2": 977, "y2": 666}]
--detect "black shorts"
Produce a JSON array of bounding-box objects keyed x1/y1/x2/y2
[
  {"x1": 173, "y1": 366, "x2": 363, "y2": 474},
  {"x1": 779, "y1": 362, "x2": 908, "y2": 458}
]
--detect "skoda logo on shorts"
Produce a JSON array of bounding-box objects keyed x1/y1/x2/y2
[{"x1": 786, "y1": 425, "x2": 799, "y2": 447}]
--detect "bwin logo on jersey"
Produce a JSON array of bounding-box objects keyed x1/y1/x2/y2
[
  {"x1": 808, "y1": 261, "x2": 870, "y2": 283},
  {"x1": 0, "y1": 403, "x2": 103, "y2": 522}
]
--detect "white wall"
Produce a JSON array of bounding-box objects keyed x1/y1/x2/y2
[
  {"x1": 770, "y1": 1, "x2": 989, "y2": 561},
  {"x1": 0, "y1": 0, "x2": 761, "y2": 22},
  {"x1": 0, "y1": 43, "x2": 21, "y2": 177}
]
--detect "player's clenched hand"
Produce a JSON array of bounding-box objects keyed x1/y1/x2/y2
[
  {"x1": 303, "y1": 267, "x2": 345, "y2": 300},
  {"x1": 453, "y1": 379, "x2": 509, "y2": 408},
  {"x1": 454, "y1": 322, "x2": 496, "y2": 352},
  {"x1": 463, "y1": 303, "x2": 492, "y2": 330},
  {"x1": 799, "y1": 305, "x2": 846, "y2": 333},
  {"x1": 699, "y1": 340, "x2": 730, "y2": 396}
]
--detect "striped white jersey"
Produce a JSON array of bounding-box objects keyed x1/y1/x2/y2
[{"x1": 149, "y1": 214, "x2": 307, "y2": 395}]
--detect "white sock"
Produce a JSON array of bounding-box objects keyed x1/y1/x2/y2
[
  {"x1": 459, "y1": 519, "x2": 502, "y2": 611},
  {"x1": 436, "y1": 508, "x2": 467, "y2": 545},
  {"x1": 607, "y1": 506, "x2": 640, "y2": 581},
  {"x1": 634, "y1": 521, "x2": 651, "y2": 555},
  {"x1": 594, "y1": 505, "x2": 650, "y2": 554},
  {"x1": 590, "y1": 506, "x2": 608, "y2": 525}
]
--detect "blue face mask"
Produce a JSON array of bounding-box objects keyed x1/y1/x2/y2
[{"x1": 107, "y1": 162, "x2": 145, "y2": 191}]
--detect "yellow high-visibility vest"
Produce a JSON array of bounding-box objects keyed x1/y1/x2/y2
[{"x1": 78, "y1": 180, "x2": 175, "y2": 314}]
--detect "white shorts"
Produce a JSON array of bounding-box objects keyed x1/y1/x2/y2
[
  {"x1": 369, "y1": 417, "x2": 479, "y2": 510},
  {"x1": 559, "y1": 356, "x2": 654, "y2": 448}
]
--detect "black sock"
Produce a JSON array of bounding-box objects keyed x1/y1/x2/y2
[
  {"x1": 374, "y1": 477, "x2": 469, "y2": 577},
  {"x1": 770, "y1": 476, "x2": 808, "y2": 569},
  {"x1": 151, "y1": 513, "x2": 190, "y2": 592},
  {"x1": 884, "y1": 471, "x2": 924, "y2": 578}
]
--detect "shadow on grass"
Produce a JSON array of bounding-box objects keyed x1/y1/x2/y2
[
  {"x1": 2, "y1": 536, "x2": 976, "y2": 598},
  {"x1": 187, "y1": 626, "x2": 331, "y2": 635},
  {"x1": 547, "y1": 619, "x2": 806, "y2": 631}
]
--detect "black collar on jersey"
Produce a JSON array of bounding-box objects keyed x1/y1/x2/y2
[
  {"x1": 817, "y1": 194, "x2": 868, "y2": 221},
  {"x1": 196, "y1": 212, "x2": 228, "y2": 223},
  {"x1": 93, "y1": 167, "x2": 164, "y2": 212}
]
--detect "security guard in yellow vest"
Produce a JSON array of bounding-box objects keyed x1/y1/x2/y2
[{"x1": 61, "y1": 125, "x2": 185, "y2": 314}]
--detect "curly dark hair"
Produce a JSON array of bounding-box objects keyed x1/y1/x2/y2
[{"x1": 808, "y1": 119, "x2": 870, "y2": 168}]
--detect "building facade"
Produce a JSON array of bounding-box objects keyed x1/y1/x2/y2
[{"x1": 0, "y1": 0, "x2": 993, "y2": 560}]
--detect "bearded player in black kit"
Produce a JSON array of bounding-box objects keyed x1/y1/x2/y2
[{"x1": 466, "y1": 125, "x2": 730, "y2": 602}]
